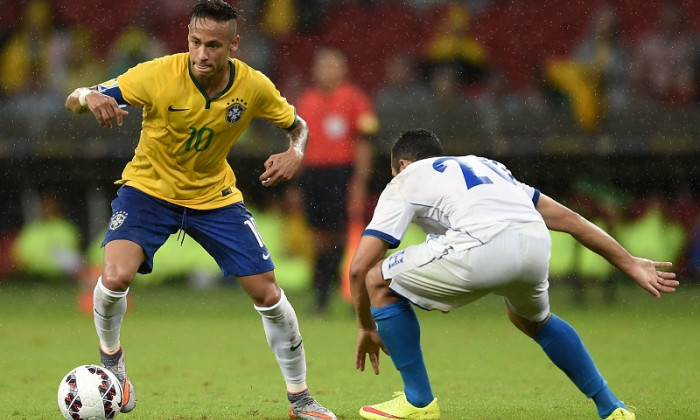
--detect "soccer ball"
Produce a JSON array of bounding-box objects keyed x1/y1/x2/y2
[{"x1": 57, "y1": 364, "x2": 123, "y2": 420}]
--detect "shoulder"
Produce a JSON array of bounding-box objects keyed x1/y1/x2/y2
[{"x1": 233, "y1": 59, "x2": 272, "y2": 83}]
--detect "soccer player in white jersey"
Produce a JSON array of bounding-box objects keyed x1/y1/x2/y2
[{"x1": 349, "y1": 129, "x2": 678, "y2": 420}]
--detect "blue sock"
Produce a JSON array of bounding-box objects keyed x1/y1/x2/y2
[
  {"x1": 371, "y1": 300, "x2": 434, "y2": 408},
  {"x1": 535, "y1": 314, "x2": 625, "y2": 418}
]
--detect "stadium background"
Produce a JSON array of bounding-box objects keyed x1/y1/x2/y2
[{"x1": 0, "y1": 0, "x2": 698, "y2": 288}]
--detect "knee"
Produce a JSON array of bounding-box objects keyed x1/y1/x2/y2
[
  {"x1": 366, "y1": 266, "x2": 393, "y2": 306},
  {"x1": 507, "y1": 308, "x2": 549, "y2": 338},
  {"x1": 243, "y1": 271, "x2": 282, "y2": 308},
  {"x1": 101, "y1": 265, "x2": 135, "y2": 292},
  {"x1": 256, "y1": 284, "x2": 282, "y2": 308}
]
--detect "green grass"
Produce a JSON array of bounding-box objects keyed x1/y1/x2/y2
[{"x1": 0, "y1": 281, "x2": 698, "y2": 419}]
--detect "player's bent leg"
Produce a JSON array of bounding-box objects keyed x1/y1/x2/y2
[
  {"x1": 360, "y1": 392, "x2": 440, "y2": 420},
  {"x1": 94, "y1": 240, "x2": 144, "y2": 414},
  {"x1": 94, "y1": 275, "x2": 137, "y2": 413},
  {"x1": 367, "y1": 267, "x2": 435, "y2": 411},
  {"x1": 102, "y1": 239, "x2": 144, "y2": 292},
  {"x1": 251, "y1": 284, "x2": 306, "y2": 385},
  {"x1": 507, "y1": 308, "x2": 629, "y2": 418},
  {"x1": 96, "y1": 239, "x2": 142, "y2": 350},
  {"x1": 506, "y1": 306, "x2": 549, "y2": 338},
  {"x1": 241, "y1": 272, "x2": 336, "y2": 419},
  {"x1": 365, "y1": 264, "x2": 401, "y2": 308}
]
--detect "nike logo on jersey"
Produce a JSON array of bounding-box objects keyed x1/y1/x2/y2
[
  {"x1": 262, "y1": 252, "x2": 271, "y2": 260},
  {"x1": 290, "y1": 340, "x2": 303, "y2": 351},
  {"x1": 168, "y1": 105, "x2": 189, "y2": 112}
]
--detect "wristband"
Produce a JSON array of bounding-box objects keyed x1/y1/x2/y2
[{"x1": 77, "y1": 88, "x2": 91, "y2": 107}]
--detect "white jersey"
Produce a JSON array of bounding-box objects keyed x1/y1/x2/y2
[{"x1": 365, "y1": 155, "x2": 545, "y2": 251}]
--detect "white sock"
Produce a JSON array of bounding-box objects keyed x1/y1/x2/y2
[
  {"x1": 255, "y1": 289, "x2": 307, "y2": 388},
  {"x1": 93, "y1": 276, "x2": 128, "y2": 353}
]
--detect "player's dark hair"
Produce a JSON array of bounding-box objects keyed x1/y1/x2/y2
[
  {"x1": 191, "y1": 0, "x2": 239, "y2": 23},
  {"x1": 391, "y1": 129, "x2": 444, "y2": 171}
]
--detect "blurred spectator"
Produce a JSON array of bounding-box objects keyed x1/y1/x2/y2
[
  {"x1": 374, "y1": 51, "x2": 431, "y2": 151},
  {"x1": 108, "y1": 26, "x2": 166, "y2": 77},
  {"x1": 423, "y1": 62, "x2": 473, "y2": 137},
  {"x1": 473, "y1": 69, "x2": 533, "y2": 148},
  {"x1": 550, "y1": 179, "x2": 629, "y2": 304},
  {"x1": 62, "y1": 25, "x2": 107, "y2": 95},
  {"x1": 630, "y1": 0, "x2": 696, "y2": 106},
  {"x1": 421, "y1": 3, "x2": 489, "y2": 89},
  {"x1": 261, "y1": 0, "x2": 297, "y2": 39},
  {"x1": 0, "y1": 0, "x2": 64, "y2": 116},
  {"x1": 617, "y1": 194, "x2": 687, "y2": 271},
  {"x1": 296, "y1": 46, "x2": 379, "y2": 315},
  {"x1": 544, "y1": 4, "x2": 630, "y2": 131},
  {"x1": 375, "y1": 51, "x2": 431, "y2": 114},
  {"x1": 427, "y1": 63, "x2": 470, "y2": 111},
  {"x1": 12, "y1": 192, "x2": 83, "y2": 281},
  {"x1": 234, "y1": 14, "x2": 276, "y2": 77},
  {"x1": 474, "y1": 70, "x2": 527, "y2": 115}
]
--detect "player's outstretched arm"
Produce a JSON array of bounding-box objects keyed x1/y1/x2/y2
[
  {"x1": 259, "y1": 116, "x2": 309, "y2": 187},
  {"x1": 65, "y1": 87, "x2": 128, "y2": 128},
  {"x1": 536, "y1": 193, "x2": 679, "y2": 298}
]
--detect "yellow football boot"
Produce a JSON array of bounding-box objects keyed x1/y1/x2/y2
[
  {"x1": 359, "y1": 392, "x2": 440, "y2": 419},
  {"x1": 603, "y1": 407, "x2": 636, "y2": 420}
]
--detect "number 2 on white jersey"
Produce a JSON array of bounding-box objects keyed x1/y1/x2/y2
[{"x1": 432, "y1": 157, "x2": 516, "y2": 190}]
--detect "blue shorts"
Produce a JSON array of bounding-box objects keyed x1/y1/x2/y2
[{"x1": 103, "y1": 186, "x2": 274, "y2": 277}]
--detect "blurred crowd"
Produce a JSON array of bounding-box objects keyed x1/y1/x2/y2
[
  {"x1": 1, "y1": 0, "x2": 699, "y2": 126},
  {"x1": 1, "y1": 0, "x2": 698, "y2": 300}
]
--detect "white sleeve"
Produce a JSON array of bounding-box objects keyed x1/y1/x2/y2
[
  {"x1": 516, "y1": 180, "x2": 541, "y2": 206},
  {"x1": 363, "y1": 182, "x2": 413, "y2": 249}
]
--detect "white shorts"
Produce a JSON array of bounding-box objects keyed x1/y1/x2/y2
[{"x1": 381, "y1": 222, "x2": 551, "y2": 322}]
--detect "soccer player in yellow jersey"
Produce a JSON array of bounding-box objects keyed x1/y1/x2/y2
[{"x1": 65, "y1": 1, "x2": 336, "y2": 419}]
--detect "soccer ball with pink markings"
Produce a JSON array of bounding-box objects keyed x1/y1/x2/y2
[{"x1": 57, "y1": 364, "x2": 122, "y2": 419}]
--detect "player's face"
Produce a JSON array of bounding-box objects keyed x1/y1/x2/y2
[
  {"x1": 188, "y1": 18, "x2": 239, "y2": 83},
  {"x1": 313, "y1": 49, "x2": 347, "y2": 91}
]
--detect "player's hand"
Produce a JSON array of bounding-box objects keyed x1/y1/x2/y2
[
  {"x1": 628, "y1": 257, "x2": 678, "y2": 298},
  {"x1": 259, "y1": 147, "x2": 303, "y2": 187},
  {"x1": 356, "y1": 328, "x2": 387, "y2": 375},
  {"x1": 85, "y1": 92, "x2": 129, "y2": 128}
]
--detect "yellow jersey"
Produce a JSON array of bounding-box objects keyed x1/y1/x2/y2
[{"x1": 108, "y1": 53, "x2": 296, "y2": 209}]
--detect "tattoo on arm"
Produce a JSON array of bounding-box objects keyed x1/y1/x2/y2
[{"x1": 287, "y1": 117, "x2": 309, "y2": 154}]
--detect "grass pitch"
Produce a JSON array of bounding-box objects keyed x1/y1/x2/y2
[{"x1": 0, "y1": 280, "x2": 698, "y2": 419}]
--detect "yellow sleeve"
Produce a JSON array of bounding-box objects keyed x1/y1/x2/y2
[
  {"x1": 250, "y1": 69, "x2": 296, "y2": 129},
  {"x1": 117, "y1": 55, "x2": 178, "y2": 108}
]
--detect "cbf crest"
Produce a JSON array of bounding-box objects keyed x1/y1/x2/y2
[
  {"x1": 225, "y1": 98, "x2": 247, "y2": 124},
  {"x1": 109, "y1": 211, "x2": 128, "y2": 230}
]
